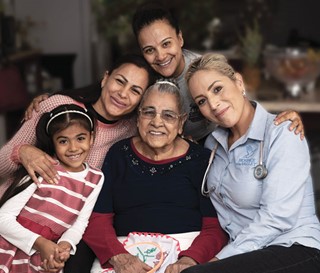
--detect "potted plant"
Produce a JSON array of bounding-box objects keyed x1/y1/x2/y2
[{"x1": 239, "y1": 19, "x2": 263, "y2": 95}]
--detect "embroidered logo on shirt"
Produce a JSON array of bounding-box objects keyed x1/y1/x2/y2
[{"x1": 236, "y1": 145, "x2": 257, "y2": 166}]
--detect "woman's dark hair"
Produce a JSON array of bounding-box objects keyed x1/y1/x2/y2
[
  {"x1": 0, "y1": 104, "x2": 95, "y2": 207},
  {"x1": 132, "y1": 2, "x2": 180, "y2": 38},
  {"x1": 55, "y1": 54, "x2": 157, "y2": 104}
]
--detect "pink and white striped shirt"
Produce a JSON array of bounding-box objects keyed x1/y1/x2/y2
[{"x1": 0, "y1": 162, "x2": 104, "y2": 272}]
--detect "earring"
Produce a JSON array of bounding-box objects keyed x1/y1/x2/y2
[{"x1": 242, "y1": 90, "x2": 246, "y2": 97}]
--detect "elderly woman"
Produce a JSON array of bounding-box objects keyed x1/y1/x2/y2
[
  {"x1": 81, "y1": 79, "x2": 228, "y2": 273},
  {"x1": 181, "y1": 53, "x2": 320, "y2": 273}
]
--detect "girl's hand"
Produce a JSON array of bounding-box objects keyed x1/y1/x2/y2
[
  {"x1": 41, "y1": 254, "x2": 65, "y2": 272},
  {"x1": 57, "y1": 241, "x2": 71, "y2": 262},
  {"x1": 274, "y1": 110, "x2": 305, "y2": 140},
  {"x1": 33, "y1": 237, "x2": 64, "y2": 271},
  {"x1": 41, "y1": 243, "x2": 71, "y2": 272},
  {"x1": 23, "y1": 93, "x2": 50, "y2": 121},
  {"x1": 19, "y1": 144, "x2": 59, "y2": 185}
]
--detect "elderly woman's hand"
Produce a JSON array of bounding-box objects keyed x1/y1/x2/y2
[
  {"x1": 19, "y1": 144, "x2": 59, "y2": 185},
  {"x1": 164, "y1": 256, "x2": 197, "y2": 273},
  {"x1": 109, "y1": 253, "x2": 152, "y2": 273},
  {"x1": 274, "y1": 110, "x2": 305, "y2": 140}
]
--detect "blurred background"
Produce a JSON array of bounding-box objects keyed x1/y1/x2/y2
[{"x1": 0, "y1": 0, "x2": 320, "y2": 211}]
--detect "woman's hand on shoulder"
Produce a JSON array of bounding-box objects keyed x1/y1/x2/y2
[
  {"x1": 23, "y1": 93, "x2": 50, "y2": 121},
  {"x1": 19, "y1": 144, "x2": 59, "y2": 185},
  {"x1": 164, "y1": 256, "x2": 197, "y2": 273},
  {"x1": 274, "y1": 110, "x2": 305, "y2": 140},
  {"x1": 109, "y1": 253, "x2": 152, "y2": 273}
]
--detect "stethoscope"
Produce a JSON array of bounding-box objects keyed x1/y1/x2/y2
[{"x1": 201, "y1": 141, "x2": 268, "y2": 197}]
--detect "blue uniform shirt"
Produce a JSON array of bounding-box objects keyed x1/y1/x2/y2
[{"x1": 205, "y1": 102, "x2": 320, "y2": 259}]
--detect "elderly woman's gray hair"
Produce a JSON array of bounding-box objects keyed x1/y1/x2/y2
[{"x1": 139, "y1": 78, "x2": 185, "y2": 115}]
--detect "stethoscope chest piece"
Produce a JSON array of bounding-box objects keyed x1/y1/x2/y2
[
  {"x1": 254, "y1": 164, "x2": 268, "y2": 180},
  {"x1": 254, "y1": 141, "x2": 268, "y2": 180}
]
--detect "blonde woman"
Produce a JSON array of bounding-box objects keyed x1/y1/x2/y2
[{"x1": 182, "y1": 53, "x2": 320, "y2": 273}]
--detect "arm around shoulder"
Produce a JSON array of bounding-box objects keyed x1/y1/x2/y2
[{"x1": 0, "y1": 95, "x2": 76, "y2": 181}]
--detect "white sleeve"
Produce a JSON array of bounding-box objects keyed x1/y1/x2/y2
[
  {"x1": 58, "y1": 172, "x2": 104, "y2": 254},
  {"x1": 0, "y1": 182, "x2": 40, "y2": 255}
]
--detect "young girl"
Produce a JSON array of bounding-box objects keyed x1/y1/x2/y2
[{"x1": 0, "y1": 104, "x2": 104, "y2": 272}]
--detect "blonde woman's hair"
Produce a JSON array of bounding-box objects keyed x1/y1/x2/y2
[{"x1": 185, "y1": 53, "x2": 237, "y2": 83}]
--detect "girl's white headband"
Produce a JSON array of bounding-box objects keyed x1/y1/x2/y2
[{"x1": 46, "y1": 109, "x2": 93, "y2": 134}]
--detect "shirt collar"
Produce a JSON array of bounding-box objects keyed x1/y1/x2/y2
[{"x1": 247, "y1": 101, "x2": 269, "y2": 141}]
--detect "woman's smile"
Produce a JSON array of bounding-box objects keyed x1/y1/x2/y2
[
  {"x1": 110, "y1": 95, "x2": 128, "y2": 108},
  {"x1": 66, "y1": 153, "x2": 82, "y2": 160},
  {"x1": 215, "y1": 106, "x2": 230, "y2": 118},
  {"x1": 155, "y1": 57, "x2": 172, "y2": 67},
  {"x1": 148, "y1": 130, "x2": 166, "y2": 136}
]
